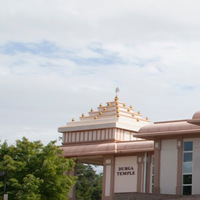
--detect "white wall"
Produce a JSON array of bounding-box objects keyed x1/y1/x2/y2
[
  {"x1": 114, "y1": 156, "x2": 137, "y2": 193},
  {"x1": 160, "y1": 139, "x2": 177, "y2": 194},
  {"x1": 192, "y1": 138, "x2": 200, "y2": 194}
]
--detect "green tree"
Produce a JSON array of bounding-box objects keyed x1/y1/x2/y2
[
  {"x1": 76, "y1": 164, "x2": 102, "y2": 200},
  {"x1": 0, "y1": 137, "x2": 76, "y2": 200}
]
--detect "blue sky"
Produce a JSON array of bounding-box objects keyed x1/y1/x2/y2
[{"x1": 1, "y1": 0, "x2": 200, "y2": 144}]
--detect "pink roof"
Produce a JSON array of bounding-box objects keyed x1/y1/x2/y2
[{"x1": 138, "y1": 120, "x2": 200, "y2": 139}]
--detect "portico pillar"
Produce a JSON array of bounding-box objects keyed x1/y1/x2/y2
[
  {"x1": 68, "y1": 163, "x2": 76, "y2": 200},
  {"x1": 153, "y1": 140, "x2": 161, "y2": 194},
  {"x1": 102, "y1": 156, "x2": 115, "y2": 200}
]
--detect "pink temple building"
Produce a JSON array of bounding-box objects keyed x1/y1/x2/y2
[{"x1": 58, "y1": 95, "x2": 200, "y2": 199}]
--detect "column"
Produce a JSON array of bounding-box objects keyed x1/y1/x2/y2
[
  {"x1": 68, "y1": 163, "x2": 76, "y2": 200},
  {"x1": 153, "y1": 140, "x2": 161, "y2": 194},
  {"x1": 102, "y1": 156, "x2": 115, "y2": 200},
  {"x1": 137, "y1": 155, "x2": 144, "y2": 192},
  {"x1": 146, "y1": 154, "x2": 152, "y2": 193},
  {"x1": 176, "y1": 138, "x2": 183, "y2": 195},
  {"x1": 68, "y1": 169, "x2": 76, "y2": 200}
]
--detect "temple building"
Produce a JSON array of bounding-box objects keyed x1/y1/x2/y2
[{"x1": 58, "y1": 95, "x2": 200, "y2": 200}]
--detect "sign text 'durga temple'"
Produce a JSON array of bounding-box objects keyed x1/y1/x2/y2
[{"x1": 116, "y1": 166, "x2": 135, "y2": 176}]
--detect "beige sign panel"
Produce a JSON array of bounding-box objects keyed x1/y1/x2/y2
[{"x1": 114, "y1": 156, "x2": 138, "y2": 193}]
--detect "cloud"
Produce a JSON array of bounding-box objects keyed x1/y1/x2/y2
[
  {"x1": 1, "y1": 0, "x2": 200, "y2": 144},
  {"x1": 1, "y1": 0, "x2": 200, "y2": 45}
]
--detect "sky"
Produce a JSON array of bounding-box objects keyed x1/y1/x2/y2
[{"x1": 1, "y1": 0, "x2": 200, "y2": 145}]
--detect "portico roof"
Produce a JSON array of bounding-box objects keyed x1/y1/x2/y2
[
  {"x1": 61, "y1": 140, "x2": 154, "y2": 158},
  {"x1": 59, "y1": 95, "x2": 153, "y2": 163}
]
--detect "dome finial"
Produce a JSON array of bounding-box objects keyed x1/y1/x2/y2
[
  {"x1": 115, "y1": 87, "x2": 120, "y2": 95},
  {"x1": 115, "y1": 87, "x2": 120, "y2": 101}
]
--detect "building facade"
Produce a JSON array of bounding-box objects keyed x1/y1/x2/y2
[
  {"x1": 138, "y1": 111, "x2": 200, "y2": 195},
  {"x1": 58, "y1": 96, "x2": 200, "y2": 199}
]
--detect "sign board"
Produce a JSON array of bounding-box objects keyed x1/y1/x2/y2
[{"x1": 114, "y1": 156, "x2": 137, "y2": 193}]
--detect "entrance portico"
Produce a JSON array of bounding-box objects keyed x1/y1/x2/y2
[{"x1": 58, "y1": 96, "x2": 154, "y2": 200}]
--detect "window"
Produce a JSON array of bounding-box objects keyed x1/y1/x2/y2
[{"x1": 182, "y1": 141, "x2": 193, "y2": 195}]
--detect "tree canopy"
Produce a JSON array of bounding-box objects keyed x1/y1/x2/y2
[
  {"x1": 0, "y1": 137, "x2": 76, "y2": 200},
  {"x1": 76, "y1": 163, "x2": 102, "y2": 200}
]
